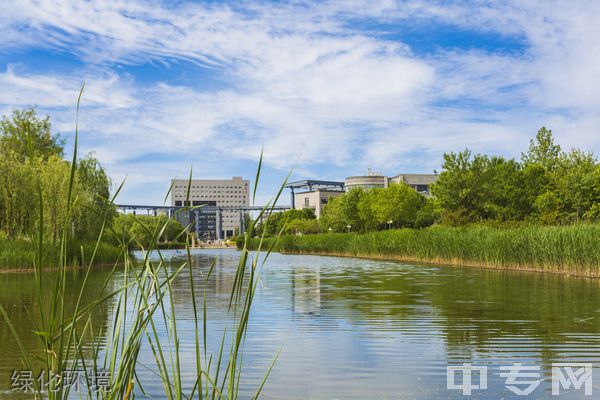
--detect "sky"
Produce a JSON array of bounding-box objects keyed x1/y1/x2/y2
[{"x1": 1, "y1": 0, "x2": 599, "y2": 206}]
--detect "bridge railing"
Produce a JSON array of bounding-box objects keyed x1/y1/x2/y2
[{"x1": 114, "y1": 204, "x2": 292, "y2": 240}]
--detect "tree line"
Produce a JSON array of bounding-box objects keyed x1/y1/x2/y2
[
  {"x1": 0, "y1": 108, "x2": 184, "y2": 247},
  {"x1": 258, "y1": 127, "x2": 600, "y2": 235},
  {"x1": 434, "y1": 127, "x2": 600, "y2": 225},
  {"x1": 0, "y1": 108, "x2": 115, "y2": 242},
  {"x1": 4, "y1": 108, "x2": 596, "y2": 241}
]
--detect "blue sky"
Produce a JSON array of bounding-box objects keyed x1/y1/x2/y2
[{"x1": 1, "y1": 0, "x2": 599, "y2": 205}]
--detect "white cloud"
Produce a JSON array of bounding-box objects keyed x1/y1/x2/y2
[
  {"x1": 1, "y1": 0, "x2": 599, "y2": 202},
  {"x1": 0, "y1": 65, "x2": 135, "y2": 109}
]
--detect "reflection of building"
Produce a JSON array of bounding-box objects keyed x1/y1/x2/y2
[
  {"x1": 170, "y1": 177, "x2": 249, "y2": 239},
  {"x1": 291, "y1": 267, "x2": 322, "y2": 316}
]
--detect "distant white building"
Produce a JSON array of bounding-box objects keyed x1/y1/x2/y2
[
  {"x1": 344, "y1": 168, "x2": 389, "y2": 191},
  {"x1": 345, "y1": 169, "x2": 438, "y2": 196},
  {"x1": 294, "y1": 189, "x2": 344, "y2": 218},
  {"x1": 389, "y1": 173, "x2": 438, "y2": 196},
  {"x1": 285, "y1": 180, "x2": 345, "y2": 218},
  {"x1": 170, "y1": 176, "x2": 249, "y2": 239},
  {"x1": 285, "y1": 170, "x2": 439, "y2": 219}
]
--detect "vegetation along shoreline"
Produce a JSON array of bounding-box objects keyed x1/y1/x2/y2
[
  {"x1": 241, "y1": 224, "x2": 600, "y2": 278},
  {"x1": 244, "y1": 127, "x2": 600, "y2": 278}
]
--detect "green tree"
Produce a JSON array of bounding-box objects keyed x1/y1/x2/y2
[
  {"x1": 285, "y1": 219, "x2": 321, "y2": 235},
  {"x1": 320, "y1": 188, "x2": 367, "y2": 232},
  {"x1": 339, "y1": 188, "x2": 367, "y2": 232},
  {"x1": 520, "y1": 128, "x2": 600, "y2": 223},
  {"x1": 357, "y1": 188, "x2": 380, "y2": 231},
  {"x1": 112, "y1": 214, "x2": 185, "y2": 247},
  {"x1": 320, "y1": 196, "x2": 346, "y2": 232},
  {"x1": 545, "y1": 149, "x2": 599, "y2": 223},
  {"x1": 323, "y1": 185, "x2": 432, "y2": 231},
  {"x1": 76, "y1": 154, "x2": 116, "y2": 239},
  {"x1": 0, "y1": 108, "x2": 116, "y2": 243},
  {"x1": 415, "y1": 198, "x2": 442, "y2": 228},
  {"x1": 0, "y1": 108, "x2": 64, "y2": 161},
  {"x1": 369, "y1": 183, "x2": 425, "y2": 228},
  {"x1": 37, "y1": 155, "x2": 72, "y2": 241},
  {"x1": 432, "y1": 127, "x2": 600, "y2": 225},
  {"x1": 259, "y1": 208, "x2": 316, "y2": 236},
  {"x1": 0, "y1": 150, "x2": 37, "y2": 237},
  {"x1": 520, "y1": 127, "x2": 563, "y2": 223},
  {"x1": 584, "y1": 165, "x2": 600, "y2": 220},
  {"x1": 521, "y1": 127, "x2": 561, "y2": 171},
  {"x1": 432, "y1": 150, "x2": 527, "y2": 224}
]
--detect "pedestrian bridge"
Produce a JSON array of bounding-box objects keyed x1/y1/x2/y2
[{"x1": 115, "y1": 204, "x2": 291, "y2": 240}]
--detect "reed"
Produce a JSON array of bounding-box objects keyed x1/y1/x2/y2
[
  {"x1": 242, "y1": 224, "x2": 600, "y2": 276},
  {"x1": 0, "y1": 87, "x2": 282, "y2": 399},
  {"x1": 0, "y1": 238, "x2": 123, "y2": 270}
]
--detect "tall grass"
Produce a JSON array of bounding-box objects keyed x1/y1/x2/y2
[
  {"x1": 0, "y1": 238, "x2": 122, "y2": 270},
  {"x1": 0, "y1": 86, "x2": 282, "y2": 399},
  {"x1": 243, "y1": 224, "x2": 600, "y2": 276}
]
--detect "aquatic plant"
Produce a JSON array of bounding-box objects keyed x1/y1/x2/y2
[
  {"x1": 0, "y1": 238, "x2": 122, "y2": 270},
  {"x1": 243, "y1": 224, "x2": 600, "y2": 276}
]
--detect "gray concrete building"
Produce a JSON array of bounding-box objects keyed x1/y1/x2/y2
[
  {"x1": 285, "y1": 180, "x2": 345, "y2": 218},
  {"x1": 389, "y1": 173, "x2": 438, "y2": 196},
  {"x1": 285, "y1": 171, "x2": 438, "y2": 219},
  {"x1": 345, "y1": 169, "x2": 438, "y2": 196},
  {"x1": 171, "y1": 176, "x2": 249, "y2": 240},
  {"x1": 294, "y1": 189, "x2": 344, "y2": 217},
  {"x1": 344, "y1": 169, "x2": 388, "y2": 191}
]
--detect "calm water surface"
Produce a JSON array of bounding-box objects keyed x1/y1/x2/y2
[{"x1": 2, "y1": 249, "x2": 600, "y2": 399}]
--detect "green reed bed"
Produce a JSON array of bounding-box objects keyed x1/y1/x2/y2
[
  {"x1": 0, "y1": 238, "x2": 123, "y2": 271},
  {"x1": 243, "y1": 224, "x2": 600, "y2": 276}
]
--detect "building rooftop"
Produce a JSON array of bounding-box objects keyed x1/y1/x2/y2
[
  {"x1": 285, "y1": 180, "x2": 345, "y2": 191},
  {"x1": 391, "y1": 173, "x2": 438, "y2": 185}
]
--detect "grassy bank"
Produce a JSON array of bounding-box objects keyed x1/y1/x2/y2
[
  {"x1": 242, "y1": 224, "x2": 600, "y2": 276},
  {"x1": 0, "y1": 238, "x2": 123, "y2": 271}
]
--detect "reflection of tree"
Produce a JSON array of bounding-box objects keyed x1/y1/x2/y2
[
  {"x1": 0, "y1": 255, "x2": 246, "y2": 396},
  {"x1": 429, "y1": 269, "x2": 600, "y2": 365},
  {"x1": 6, "y1": 252, "x2": 598, "y2": 395},
  {"x1": 317, "y1": 264, "x2": 600, "y2": 364},
  {"x1": 0, "y1": 270, "x2": 112, "y2": 392},
  {"x1": 291, "y1": 266, "x2": 321, "y2": 316},
  {"x1": 317, "y1": 267, "x2": 428, "y2": 321}
]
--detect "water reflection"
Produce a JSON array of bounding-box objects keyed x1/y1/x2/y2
[
  {"x1": 1, "y1": 250, "x2": 600, "y2": 399},
  {"x1": 0, "y1": 270, "x2": 112, "y2": 398},
  {"x1": 291, "y1": 266, "x2": 321, "y2": 316}
]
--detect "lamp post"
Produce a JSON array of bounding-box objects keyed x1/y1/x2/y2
[
  {"x1": 328, "y1": 227, "x2": 332, "y2": 233},
  {"x1": 346, "y1": 224, "x2": 351, "y2": 233},
  {"x1": 387, "y1": 220, "x2": 393, "y2": 230}
]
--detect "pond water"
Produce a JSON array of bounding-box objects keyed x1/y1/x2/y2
[{"x1": 1, "y1": 249, "x2": 600, "y2": 399}]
